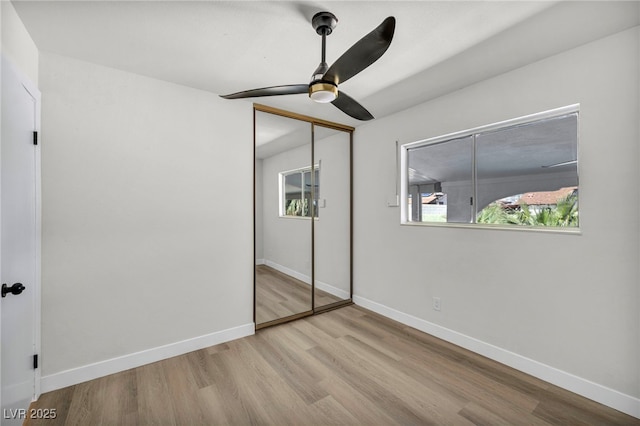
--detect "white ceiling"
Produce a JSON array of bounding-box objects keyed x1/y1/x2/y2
[{"x1": 12, "y1": 1, "x2": 640, "y2": 127}]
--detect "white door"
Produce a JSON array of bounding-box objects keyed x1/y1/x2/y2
[{"x1": 1, "y1": 56, "x2": 40, "y2": 424}]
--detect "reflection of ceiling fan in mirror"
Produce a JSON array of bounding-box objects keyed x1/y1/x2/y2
[{"x1": 220, "y1": 12, "x2": 396, "y2": 121}]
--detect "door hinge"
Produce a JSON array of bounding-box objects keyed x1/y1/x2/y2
[
  {"x1": 33, "y1": 354, "x2": 38, "y2": 369},
  {"x1": 33, "y1": 131, "x2": 38, "y2": 146}
]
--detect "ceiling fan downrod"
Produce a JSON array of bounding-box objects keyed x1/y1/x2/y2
[{"x1": 310, "y1": 12, "x2": 339, "y2": 103}]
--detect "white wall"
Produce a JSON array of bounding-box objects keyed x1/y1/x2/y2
[
  {"x1": 314, "y1": 130, "x2": 351, "y2": 298},
  {"x1": 353, "y1": 24, "x2": 639, "y2": 411},
  {"x1": 1, "y1": 1, "x2": 38, "y2": 84},
  {"x1": 261, "y1": 143, "x2": 312, "y2": 279},
  {"x1": 39, "y1": 52, "x2": 254, "y2": 381}
]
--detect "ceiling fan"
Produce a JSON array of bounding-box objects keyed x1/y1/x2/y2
[{"x1": 220, "y1": 12, "x2": 396, "y2": 121}]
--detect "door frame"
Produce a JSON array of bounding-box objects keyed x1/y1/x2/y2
[{"x1": 0, "y1": 54, "x2": 43, "y2": 408}]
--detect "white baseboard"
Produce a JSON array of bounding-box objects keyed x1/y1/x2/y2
[
  {"x1": 265, "y1": 260, "x2": 310, "y2": 285},
  {"x1": 316, "y1": 279, "x2": 350, "y2": 300},
  {"x1": 353, "y1": 295, "x2": 640, "y2": 419},
  {"x1": 264, "y1": 260, "x2": 350, "y2": 300},
  {"x1": 255, "y1": 258, "x2": 265, "y2": 265},
  {"x1": 40, "y1": 323, "x2": 254, "y2": 394}
]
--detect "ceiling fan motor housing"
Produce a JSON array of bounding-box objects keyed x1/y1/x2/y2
[{"x1": 312, "y1": 11, "x2": 338, "y2": 35}]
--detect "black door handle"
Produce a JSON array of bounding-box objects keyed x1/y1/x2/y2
[{"x1": 1, "y1": 283, "x2": 25, "y2": 298}]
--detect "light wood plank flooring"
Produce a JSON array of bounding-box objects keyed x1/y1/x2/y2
[
  {"x1": 27, "y1": 306, "x2": 639, "y2": 425},
  {"x1": 255, "y1": 265, "x2": 343, "y2": 324}
]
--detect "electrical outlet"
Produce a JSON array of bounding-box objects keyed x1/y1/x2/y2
[{"x1": 433, "y1": 297, "x2": 441, "y2": 311}]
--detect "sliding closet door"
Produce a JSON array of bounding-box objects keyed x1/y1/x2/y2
[
  {"x1": 313, "y1": 124, "x2": 352, "y2": 310},
  {"x1": 255, "y1": 110, "x2": 312, "y2": 327},
  {"x1": 254, "y1": 104, "x2": 353, "y2": 329}
]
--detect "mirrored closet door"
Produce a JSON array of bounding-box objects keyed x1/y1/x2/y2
[
  {"x1": 255, "y1": 109, "x2": 313, "y2": 326},
  {"x1": 313, "y1": 124, "x2": 351, "y2": 311},
  {"x1": 254, "y1": 104, "x2": 353, "y2": 329}
]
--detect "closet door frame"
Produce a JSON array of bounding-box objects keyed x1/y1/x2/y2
[{"x1": 253, "y1": 103, "x2": 354, "y2": 330}]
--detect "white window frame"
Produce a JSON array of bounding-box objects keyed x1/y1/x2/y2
[
  {"x1": 400, "y1": 104, "x2": 580, "y2": 233},
  {"x1": 279, "y1": 164, "x2": 320, "y2": 219}
]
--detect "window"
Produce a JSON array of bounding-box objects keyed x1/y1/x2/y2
[
  {"x1": 407, "y1": 136, "x2": 473, "y2": 223},
  {"x1": 401, "y1": 105, "x2": 579, "y2": 229},
  {"x1": 279, "y1": 166, "x2": 320, "y2": 218}
]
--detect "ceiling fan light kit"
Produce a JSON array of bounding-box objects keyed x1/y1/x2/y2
[
  {"x1": 309, "y1": 82, "x2": 338, "y2": 103},
  {"x1": 220, "y1": 11, "x2": 395, "y2": 121}
]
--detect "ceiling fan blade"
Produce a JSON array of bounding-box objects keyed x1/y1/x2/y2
[
  {"x1": 331, "y1": 91, "x2": 374, "y2": 121},
  {"x1": 323, "y1": 16, "x2": 395, "y2": 85},
  {"x1": 220, "y1": 84, "x2": 309, "y2": 99}
]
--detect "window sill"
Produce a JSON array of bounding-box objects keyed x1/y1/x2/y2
[
  {"x1": 279, "y1": 215, "x2": 319, "y2": 221},
  {"x1": 400, "y1": 221, "x2": 582, "y2": 235}
]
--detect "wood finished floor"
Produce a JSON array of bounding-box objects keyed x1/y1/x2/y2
[
  {"x1": 28, "y1": 305, "x2": 639, "y2": 425},
  {"x1": 255, "y1": 265, "x2": 343, "y2": 324}
]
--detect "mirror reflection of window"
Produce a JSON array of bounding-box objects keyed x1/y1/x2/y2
[{"x1": 281, "y1": 166, "x2": 320, "y2": 218}]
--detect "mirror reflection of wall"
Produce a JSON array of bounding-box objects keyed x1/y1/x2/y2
[
  {"x1": 314, "y1": 125, "x2": 351, "y2": 310},
  {"x1": 254, "y1": 106, "x2": 354, "y2": 329},
  {"x1": 255, "y1": 110, "x2": 312, "y2": 326}
]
